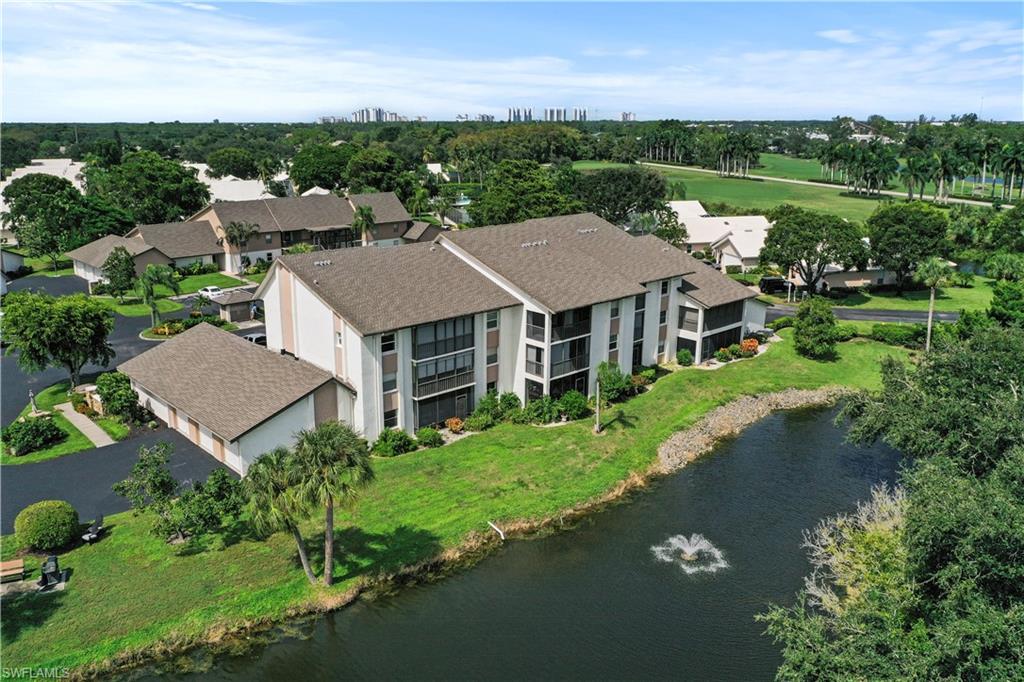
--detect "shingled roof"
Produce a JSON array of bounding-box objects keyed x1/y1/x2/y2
[
  {"x1": 350, "y1": 192, "x2": 411, "y2": 224},
  {"x1": 119, "y1": 324, "x2": 334, "y2": 442},
  {"x1": 208, "y1": 194, "x2": 354, "y2": 233},
  {"x1": 440, "y1": 213, "x2": 697, "y2": 312},
  {"x1": 66, "y1": 234, "x2": 157, "y2": 269},
  {"x1": 676, "y1": 255, "x2": 758, "y2": 308},
  {"x1": 128, "y1": 221, "x2": 221, "y2": 259},
  {"x1": 275, "y1": 242, "x2": 518, "y2": 335}
]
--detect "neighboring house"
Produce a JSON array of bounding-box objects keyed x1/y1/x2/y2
[
  {"x1": 124, "y1": 213, "x2": 764, "y2": 471},
  {"x1": 66, "y1": 222, "x2": 222, "y2": 286},
  {"x1": 184, "y1": 163, "x2": 288, "y2": 202},
  {"x1": 425, "y1": 163, "x2": 450, "y2": 181},
  {"x1": 1, "y1": 248, "x2": 25, "y2": 274},
  {"x1": 669, "y1": 200, "x2": 772, "y2": 270},
  {"x1": 211, "y1": 289, "x2": 256, "y2": 323},
  {"x1": 120, "y1": 323, "x2": 343, "y2": 475}
]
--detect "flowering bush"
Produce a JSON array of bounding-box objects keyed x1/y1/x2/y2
[
  {"x1": 444, "y1": 417, "x2": 464, "y2": 434},
  {"x1": 741, "y1": 338, "x2": 759, "y2": 353},
  {"x1": 714, "y1": 348, "x2": 732, "y2": 363},
  {"x1": 727, "y1": 343, "x2": 743, "y2": 359}
]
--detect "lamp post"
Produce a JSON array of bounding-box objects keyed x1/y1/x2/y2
[{"x1": 593, "y1": 379, "x2": 601, "y2": 434}]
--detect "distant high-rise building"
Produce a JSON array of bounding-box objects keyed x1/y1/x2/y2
[
  {"x1": 345, "y1": 107, "x2": 409, "y2": 123},
  {"x1": 507, "y1": 107, "x2": 534, "y2": 122},
  {"x1": 620, "y1": 111, "x2": 637, "y2": 122},
  {"x1": 316, "y1": 115, "x2": 349, "y2": 124},
  {"x1": 544, "y1": 107, "x2": 568, "y2": 122},
  {"x1": 572, "y1": 107, "x2": 588, "y2": 122},
  {"x1": 477, "y1": 114, "x2": 495, "y2": 122}
]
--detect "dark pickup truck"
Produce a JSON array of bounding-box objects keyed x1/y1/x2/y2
[{"x1": 759, "y1": 276, "x2": 789, "y2": 294}]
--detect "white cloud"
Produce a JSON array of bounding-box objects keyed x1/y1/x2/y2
[
  {"x1": 181, "y1": 2, "x2": 218, "y2": 11},
  {"x1": 581, "y1": 47, "x2": 650, "y2": 58},
  {"x1": 816, "y1": 29, "x2": 861, "y2": 45}
]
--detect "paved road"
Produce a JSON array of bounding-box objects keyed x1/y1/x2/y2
[
  {"x1": 642, "y1": 162, "x2": 1003, "y2": 209},
  {"x1": 765, "y1": 304, "x2": 960, "y2": 324},
  {"x1": 0, "y1": 427, "x2": 227, "y2": 534}
]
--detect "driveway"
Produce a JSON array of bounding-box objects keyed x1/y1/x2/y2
[
  {"x1": 765, "y1": 304, "x2": 961, "y2": 325},
  {"x1": 6, "y1": 273, "x2": 89, "y2": 297},
  {"x1": 0, "y1": 427, "x2": 228, "y2": 534}
]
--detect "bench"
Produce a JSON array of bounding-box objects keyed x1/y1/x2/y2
[{"x1": 1, "y1": 559, "x2": 25, "y2": 583}]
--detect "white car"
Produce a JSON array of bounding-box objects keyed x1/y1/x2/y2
[
  {"x1": 243, "y1": 333, "x2": 267, "y2": 346},
  {"x1": 198, "y1": 286, "x2": 223, "y2": 297}
]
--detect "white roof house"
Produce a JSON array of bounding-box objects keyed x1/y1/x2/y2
[
  {"x1": 185, "y1": 162, "x2": 288, "y2": 203},
  {"x1": 669, "y1": 200, "x2": 772, "y2": 269},
  {"x1": 0, "y1": 158, "x2": 87, "y2": 213}
]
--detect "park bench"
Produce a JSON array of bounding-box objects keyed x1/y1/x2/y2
[{"x1": 1, "y1": 559, "x2": 26, "y2": 583}]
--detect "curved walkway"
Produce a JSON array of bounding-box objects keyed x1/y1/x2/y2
[{"x1": 642, "y1": 162, "x2": 1002, "y2": 209}]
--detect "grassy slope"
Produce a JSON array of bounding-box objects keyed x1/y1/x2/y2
[
  {"x1": 0, "y1": 331, "x2": 908, "y2": 671},
  {"x1": 761, "y1": 278, "x2": 996, "y2": 313}
]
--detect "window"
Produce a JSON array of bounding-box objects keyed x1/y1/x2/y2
[
  {"x1": 265, "y1": 234, "x2": 273, "y2": 244},
  {"x1": 551, "y1": 306, "x2": 592, "y2": 341},
  {"x1": 415, "y1": 388, "x2": 473, "y2": 429},
  {"x1": 635, "y1": 293, "x2": 647, "y2": 311},
  {"x1": 381, "y1": 333, "x2": 396, "y2": 354},
  {"x1": 633, "y1": 310, "x2": 645, "y2": 340},
  {"x1": 335, "y1": 331, "x2": 344, "y2": 347},
  {"x1": 657, "y1": 340, "x2": 666, "y2": 355},
  {"x1": 486, "y1": 310, "x2": 500, "y2": 330},
  {"x1": 267, "y1": 253, "x2": 274, "y2": 262},
  {"x1": 551, "y1": 337, "x2": 589, "y2": 377},
  {"x1": 701, "y1": 326, "x2": 743, "y2": 362},
  {"x1": 413, "y1": 350, "x2": 474, "y2": 397},
  {"x1": 610, "y1": 301, "x2": 620, "y2": 319},
  {"x1": 486, "y1": 380, "x2": 497, "y2": 393},
  {"x1": 608, "y1": 333, "x2": 618, "y2": 351},
  {"x1": 703, "y1": 301, "x2": 744, "y2": 331},
  {"x1": 526, "y1": 311, "x2": 546, "y2": 342},
  {"x1": 487, "y1": 349, "x2": 498, "y2": 365},
  {"x1": 632, "y1": 340, "x2": 643, "y2": 368},
  {"x1": 678, "y1": 306, "x2": 699, "y2": 333},
  {"x1": 550, "y1": 370, "x2": 589, "y2": 400},
  {"x1": 383, "y1": 409, "x2": 398, "y2": 428},
  {"x1": 660, "y1": 280, "x2": 669, "y2": 296},
  {"x1": 382, "y1": 371, "x2": 397, "y2": 393},
  {"x1": 412, "y1": 316, "x2": 472, "y2": 359},
  {"x1": 526, "y1": 379, "x2": 544, "y2": 403},
  {"x1": 659, "y1": 310, "x2": 667, "y2": 325},
  {"x1": 526, "y1": 345, "x2": 544, "y2": 377}
]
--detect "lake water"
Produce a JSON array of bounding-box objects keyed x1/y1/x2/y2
[{"x1": 145, "y1": 407, "x2": 901, "y2": 682}]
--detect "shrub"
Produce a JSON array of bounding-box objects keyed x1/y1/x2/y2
[
  {"x1": 472, "y1": 391, "x2": 502, "y2": 421},
  {"x1": 768, "y1": 316, "x2": 794, "y2": 330},
  {"x1": 596, "y1": 361, "x2": 632, "y2": 402},
  {"x1": 727, "y1": 343, "x2": 743, "y2": 359},
  {"x1": 444, "y1": 417, "x2": 464, "y2": 434},
  {"x1": 526, "y1": 395, "x2": 560, "y2": 424},
  {"x1": 952, "y1": 270, "x2": 975, "y2": 288},
  {"x1": 465, "y1": 412, "x2": 495, "y2": 432},
  {"x1": 181, "y1": 315, "x2": 227, "y2": 330},
  {"x1": 15, "y1": 500, "x2": 79, "y2": 551},
  {"x1": 497, "y1": 392, "x2": 522, "y2": 417},
  {"x1": 985, "y1": 252, "x2": 1024, "y2": 281},
  {"x1": 740, "y1": 338, "x2": 759, "y2": 354},
  {"x1": 676, "y1": 348, "x2": 694, "y2": 366},
  {"x1": 989, "y1": 280, "x2": 1024, "y2": 327},
  {"x1": 557, "y1": 390, "x2": 589, "y2": 420},
  {"x1": 505, "y1": 407, "x2": 531, "y2": 424},
  {"x1": 714, "y1": 348, "x2": 732, "y2": 363},
  {"x1": 96, "y1": 371, "x2": 142, "y2": 421},
  {"x1": 90, "y1": 281, "x2": 112, "y2": 296},
  {"x1": 415, "y1": 427, "x2": 444, "y2": 448},
  {"x1": 725, "y1": 265, "x2": 742, "y2": 274},
  {"x1": 833, "y1": 324, "x2": 859, "y2": 342},
  {"x1": 371, "y1": 428, "x2": 417, "y2": 456},
  {"x1": 637, "y1": 367, "x2": 657, "y2": 384},
  {"x1": 793, "y1": 296, "x2": 838, "y2": 359},
  {"x1": 869, "y1": 323, "x2": 925, "y2": 349},
  {"x1": 2, "y1": 417, "x2": 66, "y2": 456}
]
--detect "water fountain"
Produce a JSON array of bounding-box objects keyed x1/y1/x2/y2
[{"x1": 651, "y1": 533, "x2": 729, "y2": 575}]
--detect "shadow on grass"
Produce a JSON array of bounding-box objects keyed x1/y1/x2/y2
[
  {"x1": 305, "y1": 524, "x2": 444, "y2": 583},
  {"x1": 1, "y1": 586, "x2": 66, "y2": 646},
  {"x1": 602, "y1": 408, "x2": 638, "y2": 431}
]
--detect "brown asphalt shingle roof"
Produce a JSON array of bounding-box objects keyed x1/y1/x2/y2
[
  {"x1": 212, "y1": 290, "x2": 254, "y2": 305},
  {"x1": 129, "y1": 221, "x2": 221, "y2": 259},
  {"x1": 403, "y1": 221, "x2": 442, "y2": 242},
  {"x1": 277, "y1": 242, "x2": 519, "y2": 335},
  {"x1": 119, "y1": 323, "x2": 333, "y2": 442},
  {"x1": 350, "y1": 192, "x2": 411, "y2": 224},
  {"x1": 209, "y1": 194, "x2": 355, "y2": 233},
  {"x1": 676, "y1": 254, "x2": 758, "y2": 308},
  {"x1": 65, "y1": 234, "x2": 156, "y2": 269},
  {"x1": 440, "y1": 213, "x2": 697, "y2": 312}
]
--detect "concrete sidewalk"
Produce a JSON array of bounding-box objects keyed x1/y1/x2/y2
[{"x1": 54, "y1": 403, "x2": 115, "y2": 448}]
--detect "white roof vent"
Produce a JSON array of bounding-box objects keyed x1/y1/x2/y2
[
  {"x1": 576, "y1": 227, "x2": 598, "y2": 235},
  {"x1": 520, "y1": 239, "x2": 549, "y2": 249},
  {"x1": 313, "y1": 259, "x2": 333, "y2": 267}
]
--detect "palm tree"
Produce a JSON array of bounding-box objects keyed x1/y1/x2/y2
[
  {"x1": 244, "y1": 448, "x2": 318, "y2": 585},
  {"x1": 137, "y1": 264, "x2": 180, "y2": 327},
  {"x1": 406, "y1": 188, "x2": 429, "y2": 218},
  {"x1": 223, "y1": 220, "x2": 259, "y2": 273},
  {"x1": 432, "y1": 194, "x2": 454, "y2": 228},
  {"x1": 915, "y1": 256, "x2": 951, "y2": 352},
  {"x1": 191, "y1": 292, "x2": 210, "y2": 317},
  {"x1": 351, "y1": 205, "x2": 376, "y2": 245},
  {"x1": 293, "y1": 421, "x2": 374, "y2": 586}
]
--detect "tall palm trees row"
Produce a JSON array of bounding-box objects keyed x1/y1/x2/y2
[{"x1": 817, "y1": 139, "x2": 899, "y2": 196}]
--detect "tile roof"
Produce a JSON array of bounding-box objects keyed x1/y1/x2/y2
[
  {"x1": 129, "y1": 221, "x2": 221, "y2": 259},
  {"x1": 350, "y1": 192, "x2": 411, "y2": 224},
  {"x1": 275, "y1": 242, "x2": 519, "y2": 335},
  {"x1": 209, "y1": 194, "x2": 354, "y2": 233},
  {"x1": 440, "y1": 213, "x2": 697, "y2": 312},
  {"x1": 676, "y1": 254, "x2": 758, "y2": 308},
  {"x1": 65, "y1": 234, "x2": 156, "y2": 269},
  {"x1": 119, "y1": 323, "x2": 333, "y2": 442}
]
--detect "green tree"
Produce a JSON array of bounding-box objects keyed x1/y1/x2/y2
[
  {"x1": 405, "y1": 187, "x2": 430, "y2": 217},
  {"x1": 351, "y1": 205, "x2": 376, "y2": 244},
  {"x1": 468, "y1": 160, "x2": 582, "y2": 226},
  {"x1": 2, "y1": 292, "x2": 114, "y2": 387},
  {"x1": 223, "y1": 220, "x2": 259, "y2": 271},
  {"x1": 1, "y1": 174, "x2": 79, "y2": 233},
  {"x1": 914, "y1": 256, "x2": 952, "y2": 351},
  {"x1": 1, "y1": 174, "x2": 84, "y2": 270},
  {"x1": 137, "y1": 264, "x2": 180, "y2": 327},
  {"x1": 866, "y1": 202, "x2": 948, "y2": 292},
  {"x1": 760, "y1": 204, "x2": 868, "y2": 292},
  {"x1": 206, "y1": 147, "x2": 258, "y2": 179},
  {"x1": 95, "y1": 371, "x2": 142, "y2": 421},
  {"x1": 85, "y1": 150, "x2": 210, "y2": 224},
  {"x1": 293, "y1": 421, "x2": 374, "y2": 586},
  {"x1": 102, "y1": 245, "x2": 137, "y2": 303},
  {"x1": 793, "y1": 296, "x2": 837, "y2": 359},
  {"x1": 243, "y1": 448, "x2": 317, "y2": 585},
  {"x1": 988, "y1": 280, "x2": 1024, "y2": 327},
  {"x1": 984, "y1": 251, "x2": 1024, "y2": 281},
  {"x1": 288, "y1": 143, "x2": 356, "y2": 192},
  {"x1": 573, "y1": 165, "x2": 668, "y2": 225},
  {"x1": 346, "y1": 145, "x2": 405, "y2": 193}
]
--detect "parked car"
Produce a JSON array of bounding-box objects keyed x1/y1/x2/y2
[
  {"x1": 198, "y1": 286, "x2": 223, "y2": 297},
  {"x1": 759, "y1": 276, "x2": 789, "y2": 294},
  {"x1": 243, "y1": 333, "x2": 267, "y2": 346}
]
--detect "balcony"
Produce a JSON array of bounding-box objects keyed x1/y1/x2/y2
[
  {"x1": 526, "y1": 323, "x2": 545, "y2": 342},
  {"x1": 413, "y1": 370, "x2": 475, "y2": 399},
  {"x1": 526, "y1": 359, "x2": 544, "y2": 377},
  {"x1": 551, "y1": 320, "x2": 591, "y2": 342},
  {"x1": 550, "y1": 354, "x2": 588, "y2": 378}
]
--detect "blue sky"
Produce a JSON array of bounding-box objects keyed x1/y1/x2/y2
[{"x1": 3, "y1": 1, "x2": 1022, "y2": 122}]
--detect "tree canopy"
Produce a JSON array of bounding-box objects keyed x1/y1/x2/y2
[
  {"x1": 573, "y1": 165, "x2": 668, "y2": 225},
  {"x1": 866, "y1": 202, "x2": 948, "y2": 291},
  {"x1": 205, "y1": 147, "x2": 258, "y2": 180},
  {"x1": 289, "y1": 143, "x2": 356, "y2": 192},
  {"x1": 468, "y1": 159, "x2": 582, "y2": 226},
  {"x1": 85, "y1": 150, "x2": 210, "y2": 224},
  {"x1": 760, "y1": 204, "x2": 867, "y2": 291}
]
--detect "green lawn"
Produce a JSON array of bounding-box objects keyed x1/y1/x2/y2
[
  {"x1": 0, "y1": 330, "x2": 908, "y2": 673},
  {"x1": 96, "y1": 296, "x2": 184, "y2": 318},
  {"x1": 761, "y1": 277, "x2": 996, "y2": 313},
  {"x1": 5, "y1": 248, "x2": 74, "y2": 276},
  {"x1": 242, "y1": 271, "x2": 267, "y2": 284},
  {"x1": 155, "y1": 273, "x2": 245, "y2": 297},
  {"x1": 1, "y1": 380, "x2": 92, "y2": 466}
]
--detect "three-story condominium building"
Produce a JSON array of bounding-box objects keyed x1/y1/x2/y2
[{"x1": 121, "y1": 213, "x2": 766, "y2": 475}]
